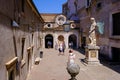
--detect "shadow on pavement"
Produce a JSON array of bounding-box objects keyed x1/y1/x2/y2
[
  {"x1": 99, "y1": 55, "x2": 120, "y2": 74},
  {"x1": 73, "y1": 48, "x2": 120, "y2": 74}
]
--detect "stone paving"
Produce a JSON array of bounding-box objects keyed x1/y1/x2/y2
[{"x1": 26, "y1": 48, "x2": 120, "y2": 80}]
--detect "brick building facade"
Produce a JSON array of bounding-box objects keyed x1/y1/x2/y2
[
  {"x1": 0, "y1": 0, "x2": 44, "y2": 80},
  {"x1": 63, "y1": 0, "x2": 120, "y2": 62},
  {"x1": 40, "y1": 14, "x2": 80, "y2": 49}
]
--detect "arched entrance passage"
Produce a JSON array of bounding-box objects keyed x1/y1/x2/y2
[
  {"x1": 69, "y1": 34, "x2": 77, "y2": 49},
  {"x1": 45, "y1": 34, "x2": 53, "y2": 48}
]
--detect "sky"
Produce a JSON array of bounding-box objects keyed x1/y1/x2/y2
[{"x1": 33, "y1": 0, "x2": 67, "y2": 13}]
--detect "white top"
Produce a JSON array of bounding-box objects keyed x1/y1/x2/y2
[
  {"x1": 59, "y1": 43, "x2": 63, "y2": 50},
  {"x1": 68, "y1": 53, "x2": 75, "y2": 64}
]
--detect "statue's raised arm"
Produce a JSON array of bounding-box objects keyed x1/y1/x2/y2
[{"x1": 88, "y1": 17, "x2": 97, "y2": 46}]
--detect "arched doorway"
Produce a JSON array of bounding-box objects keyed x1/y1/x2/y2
[
  {"x1": 45, "y1": 34, "x2": 53, "y2": 48},
  {"x1": 69, "y1": 34, "x2": 77, "y2": 49}
]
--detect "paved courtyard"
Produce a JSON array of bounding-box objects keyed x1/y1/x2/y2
[{"x1": 26, "y1": 49, "x2": 120, "y2": 80}]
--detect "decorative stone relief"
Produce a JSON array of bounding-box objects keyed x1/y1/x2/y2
[{"x1": 55, "y1": 15, "x2": 66, "y2": 25}]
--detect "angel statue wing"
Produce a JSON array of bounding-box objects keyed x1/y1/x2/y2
[{"x1": 96, "y1": 21, "x2": 104, "y2": 34}]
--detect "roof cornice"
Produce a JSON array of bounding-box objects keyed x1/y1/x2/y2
[{"x1": 27, "y1": 0, "x2": 44, "y2": 23}]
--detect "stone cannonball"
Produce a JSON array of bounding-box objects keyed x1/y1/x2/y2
[{"x1": 67, "y1": 63, "x2": 80, "y2": 78}]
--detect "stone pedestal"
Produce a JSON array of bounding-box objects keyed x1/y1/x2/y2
[{"x1": 85, "y1": 45, "x2": 100, "y2": 65}]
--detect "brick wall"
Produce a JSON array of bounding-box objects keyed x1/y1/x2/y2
[{"x1": 0, "y1": 0, "x2": 43, "y2": 80}]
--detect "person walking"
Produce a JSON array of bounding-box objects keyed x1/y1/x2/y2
[
  {"x1": 58, "y1": 43, "x2": 63, "y2": 55},
  {"x1": 67, "y1": 49, "x2": 76, "y2": 66},
  {"x1": 47, "y1": 41, "x2": 52, "y2": 48},
  {"x1": 58, "y1": 41, "x2": 66, "y2": 55},
  {"x1": 55, "y1": 41, "x2": 58, "y2": 50}
]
